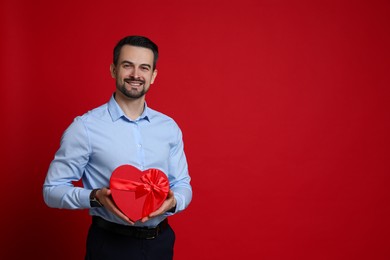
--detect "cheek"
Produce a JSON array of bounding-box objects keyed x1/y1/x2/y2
[{"x1": 117, "y1": 71, "x2": 128, "y2": 80}]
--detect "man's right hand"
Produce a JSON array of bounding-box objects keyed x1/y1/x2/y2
[{"x1": 95, "y1": 188, "x2": 134, "y2": 225}]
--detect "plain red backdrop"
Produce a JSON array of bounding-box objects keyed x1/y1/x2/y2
[{"x1": 1, "y1": 0, "x2": 389, "y2": 259}]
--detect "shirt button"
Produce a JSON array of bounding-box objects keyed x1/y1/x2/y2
[{"x1": 138, "y1": 144, "x2": 142, "y2": 148}]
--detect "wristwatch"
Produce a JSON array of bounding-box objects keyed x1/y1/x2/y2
[{"x1": 90, "y1": 189, "x2": 103, "y2": 207}]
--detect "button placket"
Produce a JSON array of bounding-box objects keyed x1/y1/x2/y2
[{"x1": 133, "y1": 121, "x2": 145, "y2": 169}]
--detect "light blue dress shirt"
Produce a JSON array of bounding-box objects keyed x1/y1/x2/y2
[{"x1": 43, "y1": 94, "x2": 192, "y2": 227}]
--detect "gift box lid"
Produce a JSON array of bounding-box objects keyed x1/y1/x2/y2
[{"x1": 109, "y1": 164, "x2": 169, "y2": 222}]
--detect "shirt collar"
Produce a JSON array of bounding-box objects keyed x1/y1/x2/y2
[{"x1": 108, "y1": 93, "x2": 151, "y2": 122}]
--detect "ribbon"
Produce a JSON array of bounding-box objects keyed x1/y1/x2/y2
[{"x1": 110, "y1": 169, "x2": 169, "y2": 218}]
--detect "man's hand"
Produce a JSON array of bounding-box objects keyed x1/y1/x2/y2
[
  {"x1": 95, "y1": 187, "x2": 134, "y2": 225},
  {"x1": 141, "y1": 190, "x2": 176, "y2": 223}
]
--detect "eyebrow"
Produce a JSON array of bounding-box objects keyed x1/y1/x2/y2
[{"x1": 120, "y1": 60, "x2": 152, "y2": 69}]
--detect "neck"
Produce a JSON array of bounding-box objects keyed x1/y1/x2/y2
[{"x1": 114, "y1": 91, "x2": 146, "y2": 120}]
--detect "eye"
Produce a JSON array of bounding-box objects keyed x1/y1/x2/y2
[{"x1": 141, "y1": 66, "x2": 150, "y2": 71}]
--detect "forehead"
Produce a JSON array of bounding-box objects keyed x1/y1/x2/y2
[{"x1": 118, "y1": 45, "x2": 154, "y2": 65}]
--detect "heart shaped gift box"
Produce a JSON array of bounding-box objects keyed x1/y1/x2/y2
[{"x1": 109, "y1": 164, "x2": 170, "y2": 222}]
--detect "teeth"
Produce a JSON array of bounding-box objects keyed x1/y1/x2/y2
[{"x1": 125, "y1": 80, "x2": 143, "y2": 86}]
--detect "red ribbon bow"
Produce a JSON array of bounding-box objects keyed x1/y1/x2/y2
[{"x1": 110, "y1": 169, "x2": 169, "y2": 218}]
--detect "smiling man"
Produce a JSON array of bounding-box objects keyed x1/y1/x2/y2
[
  {"x1": 43, "y1": 36, "x2": 192, "y2": 260},
  {"x1": 112, "y1": 44, "x2": 157, "y2": 101}
]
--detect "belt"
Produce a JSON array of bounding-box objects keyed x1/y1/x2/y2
[{"x1": 92, "y1": 216, "x2": 168, "y2": 239}]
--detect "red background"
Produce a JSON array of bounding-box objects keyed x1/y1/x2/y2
[{"x1": 1, "y1": 0, "x2": 389, "y2": 259}]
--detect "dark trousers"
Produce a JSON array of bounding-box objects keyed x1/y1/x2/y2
[{"x1": 85, "y1": 221, "x2": 175, "y2": 260}]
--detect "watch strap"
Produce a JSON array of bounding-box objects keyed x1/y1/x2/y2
[{"x1": 90, "y1": 189, "x2": 103, "y2": 207}]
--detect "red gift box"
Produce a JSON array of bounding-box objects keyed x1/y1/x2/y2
[{"x1": 109, "y1": 164, "x2": 169, "y2": 222}]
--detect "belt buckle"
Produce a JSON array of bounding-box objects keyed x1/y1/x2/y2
[
  {"x1": 146, "y1": 234, "x2": 156, "y2": 240},
  {"x1": 145, "y1": 226, "x2": 160, "y2": 239}
]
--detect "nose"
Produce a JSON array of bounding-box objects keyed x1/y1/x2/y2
[{"x1": 130, "y1": 67, "x2": 140, "y2": 78}]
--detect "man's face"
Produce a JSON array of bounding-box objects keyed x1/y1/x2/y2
[{"x1": 111, "y1": 45, "x2": 157, "y2": 99}]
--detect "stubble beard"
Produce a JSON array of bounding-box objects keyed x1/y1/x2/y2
[{"x1": 117, "y1": 81, "x2": 148, "y2": 99}]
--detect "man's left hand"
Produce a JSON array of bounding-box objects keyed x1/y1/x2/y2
[{"x1": 141, "y1": 190, "x2": 176, "y2": 223}]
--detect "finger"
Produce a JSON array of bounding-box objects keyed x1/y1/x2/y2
[
  {"x1": 113, "y1": 208, "x2": 134, "y2": 224},
  {"x1": 148, "y1": 208, "x2": 163, "y2": 218},
  {"x1": 103, "y1": 195, "x2": 134, "y2": 225},
  {"x1": 141, "y1": 216, "x2": 149, "y2": 223}
]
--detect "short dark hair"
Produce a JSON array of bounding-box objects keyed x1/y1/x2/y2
[{"x1": 113, "y1": 35, "x2": 159, "y2": 70}]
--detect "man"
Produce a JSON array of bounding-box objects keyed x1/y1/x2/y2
[{"x1": 43, "y1": 35, "x2": 192, "y2": 260}]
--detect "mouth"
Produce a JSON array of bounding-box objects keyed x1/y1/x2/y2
[{"x1": 124, "y1": 78, "x2": 145, "y2": 87}]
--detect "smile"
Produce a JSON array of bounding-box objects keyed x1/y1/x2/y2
[{"x1": 124, "y1": 79, "x2": 145, "y2": 86}]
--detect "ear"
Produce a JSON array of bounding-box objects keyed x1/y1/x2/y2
[
  {"x1": 110, "y1": 64, "x2": 116, "y2": 78},
  {"x1": 151, "y1": 69, "x2": 158, "y2": 84}
]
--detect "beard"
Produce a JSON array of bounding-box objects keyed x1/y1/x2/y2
[{"x1": 117, "y1": 77, "x2": 149, "y2": 99}]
